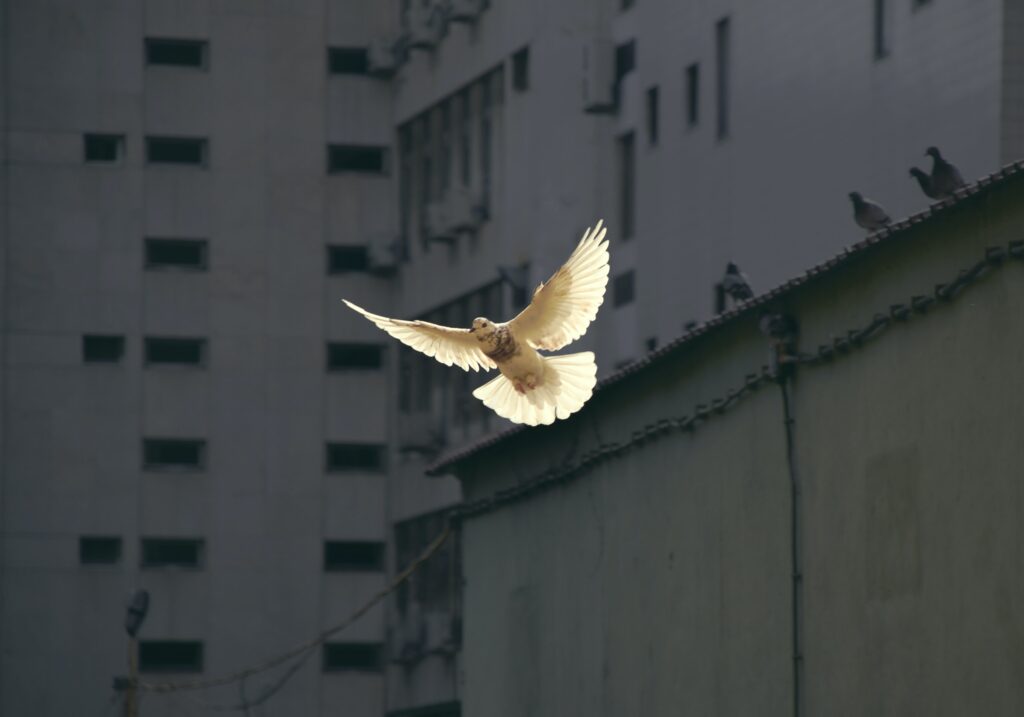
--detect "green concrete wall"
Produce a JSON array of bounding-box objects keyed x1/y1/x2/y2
[{"x1": 452, "y1": 175, "x2": 1024, "y2": 716}]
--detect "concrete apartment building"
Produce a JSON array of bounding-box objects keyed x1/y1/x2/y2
[{"x1": 1, "y1": 0, "x2": 1022, "y2": 716}]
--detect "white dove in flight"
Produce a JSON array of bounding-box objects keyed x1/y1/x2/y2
[{"x1": 343, "y1": 220, "x2": 610, "y2": 426}]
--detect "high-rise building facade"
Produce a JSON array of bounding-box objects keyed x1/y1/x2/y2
[{"x1": 1, "y1": 1, "x2": 1021, "y2": 716}]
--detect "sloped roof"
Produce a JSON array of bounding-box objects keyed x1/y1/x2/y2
[{"x1": 427, "y1": 158, "x2": 1024, "y2": 476}]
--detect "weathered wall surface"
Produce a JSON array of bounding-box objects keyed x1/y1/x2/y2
[{"x1": 455, "y1": 176, "x2": 1024, "y2": 716}]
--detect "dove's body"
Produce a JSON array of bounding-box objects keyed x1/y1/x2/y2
[{"x1": 343, "y1": 220, "x2": 610, "y2": 426}]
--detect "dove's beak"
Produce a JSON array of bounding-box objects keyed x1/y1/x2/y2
[{"x1": 468, "y1": 327, "x2": 476, "y2": 333}]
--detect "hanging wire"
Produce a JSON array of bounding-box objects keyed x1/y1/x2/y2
[{"x1": 449, "y1": 240, "x2": 1023, "y2": 523}]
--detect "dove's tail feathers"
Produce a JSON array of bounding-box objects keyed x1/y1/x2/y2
[{"x1": 472, "y1": 352, "x2": 597, "y2": 426}]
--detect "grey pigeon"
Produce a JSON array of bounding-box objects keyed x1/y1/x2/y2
[
  {"x1": 925, "y1": 146, "x2": 965, "y2": 198},
  {"x1": 848, "y1": 191, "x2": 891, "y2": 232},
  {"x1": 715, "y1": 262, "x2": 753, "y2": 313},
  {"x1": 909, "y1": 167, "x2": 940, "y2": 200}
]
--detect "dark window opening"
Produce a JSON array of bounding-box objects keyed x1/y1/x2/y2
[
  {"x1": 511, "y1": 46, "x2": 530, "y2": 92},
  {"x1": 145, "y1": 38, "x2": 207, "y2": 68},
  {"x1": 327, "y1": 343, "x2": 384, "y2": 370},
  {"x1": 458, "y1": 90, "x2": 471, "y2": 187},
  {"x1": 323, "y1": 541, "x2": 385, "y2": 572},
  {"x1": 145, "y1": 238, "x2": 208, "y2": 270},
  {"x1": 614, "y1": 40, "x2": 636, "y2": 105},
  {"x1": 143, "y1": 439, "x2": 206, "y2": 470},
  {"x1": 394, "y1": 509, "x2": 460, "y2": 616},
  {"x1": 613, "y1": 270, "x2": 636, "y2": 307},
  {"x1": 146, "y1": 137, "x2": 207, "y2": 166},
  {"x1": 618, "y1": 132, "x2": 635, "y2": 240},
  {"x1": 328, "y1": 46, "x2": 369, "y2": 74},
  {"x1": 715, "y1": 17, "x2": 731, "y2": 139},
  {"x1": 326, "y1": 442, "x2": 385, "y2": 472},
  {"x1": 327, "y1": 245, "x2": 370, "y2": 274},
  {"x1": 328, "y1": 145, "x2": 388, "y2": 174},
  {"x1": 83, "y1": 335, "x2": 125, "y2": 363},
  {"x1": 874, "y1": 0, "x2": 889, "y2": 59},
  {"x1": 322, "y1": 642, "x2": 383, "y2": 672},
  {"x1": 140, "y1": 538, "x2": 204, "y2": 568},
  {"x1": 685, "y1": 63, "x2": 700, "y2": 127},
  {"x1": 145, "y1": 337, "x2": 205, "y2": 366},
  {"x1": 646, "y1": 86, "x2": 659, "y2": 145},
  {"x1": 912, "y1": 0, "x2": 932, "y2": 8},
  {"x1": 79, "y1": 536, "x2": 122, "y2": 565},
  {"x1": 84, "y1": 134, "x2": 123, "y2": 163},
  {"x1": 139, "y1": 641, "x2": 204, "y2": 673},
  {"x1": 621, "y1": 0, "x2": 636, "y2": 8}
]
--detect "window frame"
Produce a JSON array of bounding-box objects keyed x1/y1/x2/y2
[{"x1": 144, "y1": 37, "x2": 209, "y2": 69}]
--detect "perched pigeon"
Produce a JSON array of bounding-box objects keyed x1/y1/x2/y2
[
  {"x1": 715, "y1": 262, "x2": 754, "y2": 313},
  {"x1": 344, "y1": 221, "x2": 609, "y2": 426},
  {"x1": 925, "y1": 146, "x2": 965, "y2": 198},
  {"x1": 909, "y1": 167, "x2": 940, "y2": 200},
  {"x1": 722, "y1": 263, "x2": 753, "y2": 302},
  {"x1": 848, "y1": 192, "x2": 891, "y2": 231}
]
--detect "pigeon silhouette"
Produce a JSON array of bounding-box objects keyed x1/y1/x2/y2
[
  {"x1": 909, "y1": 167, "x2": 940, "y2": 200},
  {"x1": 848, "y1": 192, "x2": 891, "y2": 232},
  {"x1": 925, "y1": 146, "x2": 965, "y2": 199}
]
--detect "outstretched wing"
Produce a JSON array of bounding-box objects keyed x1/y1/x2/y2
[
  {"x1": 507, "y1": 220, "x2": 610, "y2": 351},
  {"x1": 343, "y1": 300, "x2": 496, "y2": 372}
]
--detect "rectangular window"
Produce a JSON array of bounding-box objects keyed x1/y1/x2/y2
[
  {"x1": 323, "y1": 541, "x2": 385, "y2": 572},
  {"x1": 145, "y1": 238, "x2": 208, "y2": 271},
  {"x1": 322, "y1": 642, "x2": 383, "y2": 672},
  {"x1": 328, "y1": 47, "x2": 369, "y2": 74},
  {"x1": 326, "y1": 442, "x2": 385, "y2": 472},
  {"x1": 326, "y1": 245, "x2": 370, "y2": 274},
  {"x1": 685, "y1": 63, "x2": 700, "y2": 127},
  {"x1": 715, "y1": 17, "x2": 731, "y2": 139},
  {"x1": 79, "y1": 536, "x2": 122, "y2": 565},
  {"x1": 621, "y1": 0, "x2": 636, "y2": 8},
  {"x1": 140, "y1": 538, "x2": 204, "y2": 568},
  {"x1": 613, "y1": 270, "x2": 636, "y2": 307},
  {"x1": 83, "y1": 134, "x2": 124, "y2": 163},
  {"x1": 83, "y1": 335, "x2": 125, "y2": 363},
  {"x1": 614, "y1": 40, "x2": 636, "y2": 106},
  {"x1": 458, "y1": 90, "x2": 472, "y2": 187},
  {"x1": 145, "y1": 38, "x2": 208, "y2": 68},
  {"x1": 144, "y1": 337, "x2": 205, "y2": 366},
  {"x1": 143, "y1": 439, "x2": 206, "y2": 470},
  {"x1": 511, "y1": 46, "x2": 529, "y2": 91},
  {"x1": 479, "y1": 78, "x2": 493, "y2": 214},
  {"x1": 874, "y1": 0, "x2": 889, "y2": 59},
  {"x1": 139, "y1": 641, "x2": 204, "y2": 673},
  {"x1": 399, "y1": 125, "x2": 413, "y2": 256},
  {"x1": 646, "y1": 85, "x2": 659, "y2": 145},
  {"x1": 327, "y1": 343, "x2": 384, "y2": 370},
  {"x1": 419, "y1": 114, "x2": 434, "y2": 242},
  {"x1": 328, "y1": 144, "x2": 388, "y2": 174},
  {"x1": 439, "y1": 102, "x2": 452, "y2": 193},
  {"x1": 146, "y1": 137, "x2": 207, "y2": 166},
  {"x1": 617, "y1": 132, "x2": 635, "y2": 240}
]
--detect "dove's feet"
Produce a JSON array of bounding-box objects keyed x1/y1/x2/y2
[
  {"x1": 512, "y1": 374, "x2": 539, "y2": 394},
  {"x1": 513, "y1": 380, "x2": 526, "y2": 394}
]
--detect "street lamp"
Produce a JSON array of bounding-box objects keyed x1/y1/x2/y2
[{"x1": 114, "y1": 589, "x2": 149, "y2": 717}]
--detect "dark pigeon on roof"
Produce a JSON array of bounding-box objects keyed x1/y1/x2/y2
[
  {"x1": 848, "y1": 191, "x2": 891, "y2": 232},
  {"x1": 926, "y1": 146, "x2": 966, "y2": 199},
  {"x1": 715, "y1": 262, "x2": 754, "y2": 313}
]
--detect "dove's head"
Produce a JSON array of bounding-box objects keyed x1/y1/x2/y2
[
  {"x1": 848, "y1": 191, "x2": 863, "y2": 204},
  {"x1": 470, "y1": 317, "x2": 498, "y2": 341},
  {"x1": 925, "y1": 146, "x2": 941, "y2": 159}
]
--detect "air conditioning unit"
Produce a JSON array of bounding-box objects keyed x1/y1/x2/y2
[
  {"x1": 444, "y1": 186, "x2": 482, "y2": 232},
  {"x1": 367, "y1": 239, "x2": 400, "y2": 275},
  {"x1": 367, "y1": 37, "x2": 397, "y2": 77},
  {"x1": 426, "y1": 199, "x2": 456, "y2": 242},
  {"x1": 582, "y1": 37, "x2": 615, "y2": 113},
  {"x1": 447, "y1": 0, "x2": 483, "y2": 23},
  {"x1": 408, "y1": 2, "x2": 443, "y2": 51}
]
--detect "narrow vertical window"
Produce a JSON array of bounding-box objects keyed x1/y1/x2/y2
[
  {"x1": 646, "y1": 86, "x2": 659, "y2": 145},
  {"x1": 715, "y1": 17, "x2": 731, "y2": 140},
  {"x1": 874, "y1": 0, "x2": 889, "y2": 59},
  {"x1": 418, "y1": 115, "x2": 433, "y2": 244},
  {"x1": 479, "y1": 78, "x2": 493, "y2": 215},
  {"x1": 399, "y1": 125, "x2": 413, "y2": 258},
  {"x1": 439, "y1": 102, "x2": 452, "y2": 194},
  {"x1": 511, "y1": 46, "x2": 530, "y2": 91},
  {"x1": 618, "y1": 132, "x2": 635, "y2": 240},
  {"x1": 685, "y1": 63, "x2": 700, "y2": 127},
  {"x1": 458, "y1": 89, "x2": 472, "y2": 187}
]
